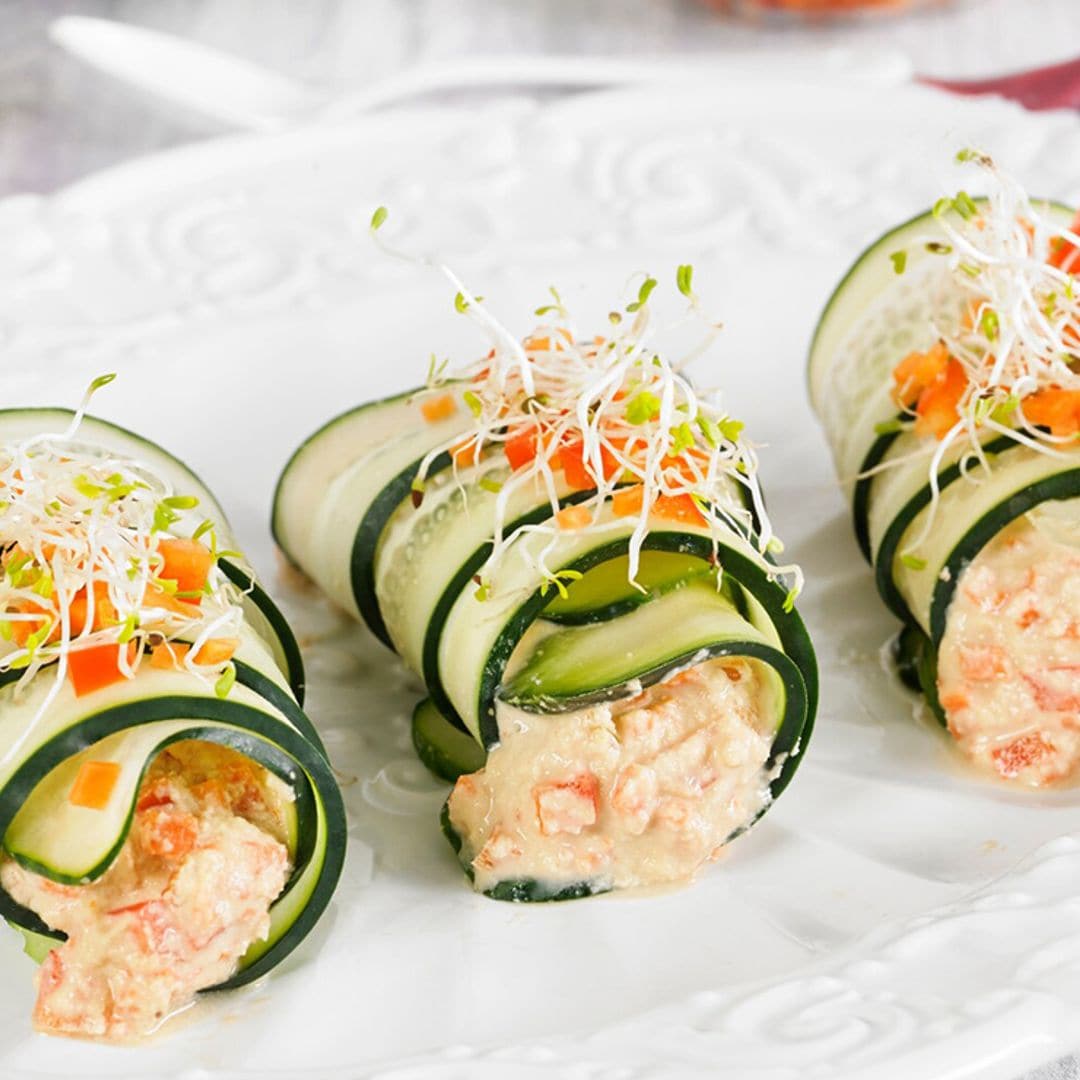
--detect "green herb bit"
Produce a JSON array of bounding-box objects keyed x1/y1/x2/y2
[
  {"x1": 901, "y1": 553, "x2": 928, "y2": 571},
  {"x1": 676, "y1": 264, "x2": 695, "y2": 299},
  {"x1": 534, "y1": 285, "x2": 564, "y2": 316},
  {"x1": 370, "y1": 206, "x2": 388, "y2": 231},
  {"x1": 782, "y1": 587, "x2": 798, "y2": 614},
  {"x1": 215, "y1": 663, "x2": 237, "y2": 699},
  {"x1": 463, "y1": 389, "x2": 483, "y2": 417},
  {"x1": 989, "y1": 395, "x2": 1019, "y2": 425},
  {"x1": 626, "y1": 277, "x2": 657, "y2": 313},
  {"x1": 6, "y1": 553, "x2": 32, "y2": 587},
  {"x1": 479, "y1": 476, "x2": 503, "y2": 494},
  {"x1": 874, "y1": 418, "x2": 905, "y2": 436},
  {"x1": 163, "y1": 495, "x2": 199, "y2": 510},
  {"x1": 454, "y1": 292, "x2": 470, "y2": 314},
  {"x1": 32, "y1": 571, "x2": 53, "y2": 599},
  {"x1": 717, "y1": 417, "x2": 744, "y2": 443},
  {"x1": 697, "y1": 416, "x2": 720, "y2": 448},
  {"x1": 73, "y1": 475, "x2": 104, "y2": 500},
  {"x1": 152, "y1": 503, "x2": 179, "y2": 533},
  {"x1": 24, "y1": 619, "x2": 53, "y2": 658},
  {"x1": 192, "y1": 519, "x2": 215, "y2": 542},
  {"x1": 626, "y1": 391, "x2": 662, "y2": 425},
  {"x1": 117, "y1": 613, "x2": 139, "y2": 645},
  {"x1": 89, "y1": 373, "x2": 117, "y2": 393},
  {"x1": 958, "y1": 262, "x2": 981, "y2": 278},
  {"x1": 670, "y1": 421, "x2": 695, "y2": 455},
  {"x1": 979, "y1": 308, "x2": 1000, "y2": 341},
  {"x1": 925, "y1": 241, "x2": 952, "y2": 255},
  {"x1": 0, "y1": 620, "x2": 11, "y2": 642},
  {"x1": 889, "y1": 250, "x2": 907, "y2": 275},
  {"x1": 953, "y1": 191, "x2": 978, "y2": 220}
]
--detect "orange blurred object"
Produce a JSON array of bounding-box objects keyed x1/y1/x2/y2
[{"x1": 702, "y1": 0, "x2": 947, "y2": 18}]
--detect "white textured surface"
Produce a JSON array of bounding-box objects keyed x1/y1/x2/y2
[
  {"x1": 1, "y1": 67, "x2": 1079, "y2": 1078},
  {"x1": 5, "y1": 0, "x2": 1080, "y2": 192}
]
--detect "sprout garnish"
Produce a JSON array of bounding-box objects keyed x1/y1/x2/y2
[
  {"x1": 0, "y1": 379, "x2": 248, "y2": 767},
  {"x1": 369, "y1": 209, "x2": 802, "y2": 606},
  {"x1": 869, "y1": 153, "x2": 1080, "y2": 566}
]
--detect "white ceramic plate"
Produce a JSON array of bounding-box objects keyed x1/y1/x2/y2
[{"x1": 2, "y1": 63, "x2": 1080, "y2": 1080}]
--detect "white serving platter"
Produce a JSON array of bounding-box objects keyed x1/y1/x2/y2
[{"x1": 1, "y1": 62, "x2": 1079, "y2": 1080}]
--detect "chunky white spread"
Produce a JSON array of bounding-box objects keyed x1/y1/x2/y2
[
  {"x1": 1, "y1": 741, "x2": 291, "y2": 1040},
  {"x1": 938, "y1": 514, "x2": 1080, "y2": 786},
  {"x1": 447, "y1": 657, "x2": 776, "y2": 895}
]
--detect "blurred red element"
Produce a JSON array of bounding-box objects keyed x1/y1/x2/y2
[{"x1": 702, "y1": 0, "x2": 946, "y2": 18}]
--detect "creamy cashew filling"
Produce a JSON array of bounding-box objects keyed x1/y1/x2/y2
[
  {"x1": 447, "y1": 656, "x2": 777, "y2": 895},
  {"x1": 1, "y1": 740, "x2": 293, "y2": 1041},
  {"x1": 937, "y1": 511, "x2": 1080, "y2": 786}
]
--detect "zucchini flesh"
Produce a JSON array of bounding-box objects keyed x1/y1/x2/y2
[
  {"x1": 502, "y1": 577, "x2": 780, "y2": 712},
  {"x1": 412, "y1": 699, "x2": 486, "y2": 782},
  {"x1": 541, "y1": 550, "x2": 708, "y2": 624}
]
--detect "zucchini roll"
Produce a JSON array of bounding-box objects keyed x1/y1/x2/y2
[
  {"x1": 275, "y1": 272, "x2": 816, "y2": 901},
  {"x1": 0, "y1": 406, "x2": 345, "y2": 1040},
  {"x1": 809, "y1": 153, "x2": 1080, "y2": 787}
]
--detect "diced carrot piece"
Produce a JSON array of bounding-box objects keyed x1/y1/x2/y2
[
  {"x1": 612, "y1": 485, "x2": 644, "y2": 517},
  {"x1": 1047, "y1": 209, "x2": 1080, "y2": 273},
  {"x1": 68, "y1": 642, "x2": 136, "y2": 698},
  {"x1": 194, "y1": 637, "x2": 238, "y2": 665},
  {"x1": 555, "y1": 505, "x2": 591, "y2": 530},
  {"x1": 420, "y1": 394, "x2": 457, "y2": 423},
  {"x1": 150, "y1": 642, "x2": 190, "y2": 669},
  {"x1": 892, "y1": 341, "x2": 949, "y2": 408},
  {"x1": 68, "y1": 581, "x2": 118, "y2": 636},
  {"x1": 150, "y1": 637, "x2": 238, "y2": 669},
  {"x1": 558, "y1": 440, "x2": 620, "y2": 490},
  {"x1": 8, "y1": 599, "x2": 51, "y2": 647},
  {"x1": 143, "y1": 584, "x2": 203, "y2": 618},
  {"x1": 157, "y1": 538, "x2": 214, "y2": 596},
  {"x1": 524, "y1": 336, "x2": 551, "y2": 352},
  {"x1": 653, "y1": 493, "x2": 706, "y2": 524},
  {"x1": 504, "y1": 427, "x2": 539, "y2": 471},
  {"x1": 1023, "y1": 388, "x2": 1080, "y2": 436},
  {"x1": 68, "y1": 760, "x2": 123, "y2": 810},
  {"x1": 451, "y1": 437, "x2": 481, "y2": 468},
  {"x1": 914, "y1": 358, "x2": 968, "y2": 440}
]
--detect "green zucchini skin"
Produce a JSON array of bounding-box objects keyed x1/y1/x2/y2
[
  {"x1": 808, "y1": 198, "x2": 1080, "y2": 730},
  {"x1": 0, "y1": 415, "x2": 345, "y2": 997},
  {"x1": 412, "y1": 699, "x2": 486, "y2": 782}
]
